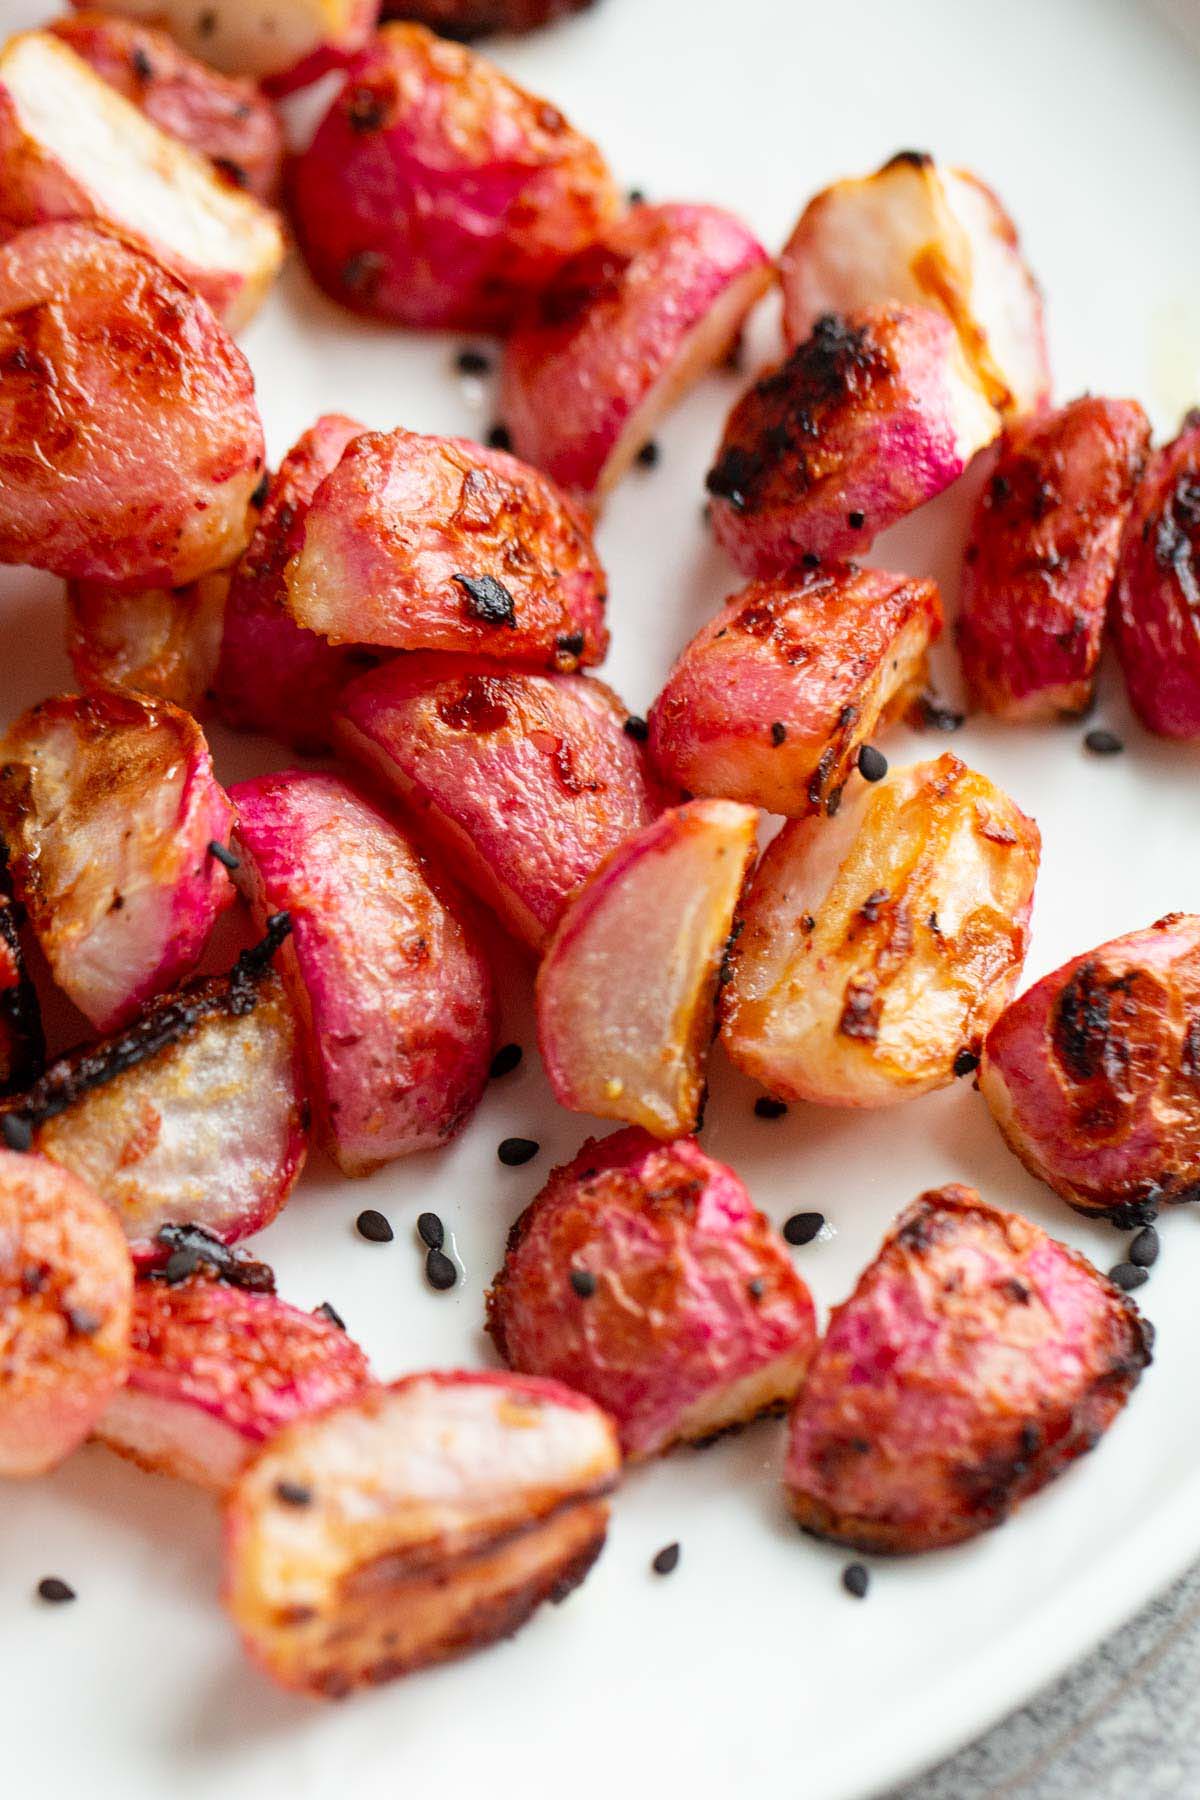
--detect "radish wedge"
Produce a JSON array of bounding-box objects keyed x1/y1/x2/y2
[
  {"x1": 231, "y1": 771, "x2": 496, "y2": 1175},
  {"x1": 223, "y1": 1370, "x2": 620, "y2": 1696},
  {"x1": 0, "y1": 691, "x2": 234, "y2": 1031},
  {"x1": 97, "y1": 1275, "x2": 372, "y2": 1490},
  {"x1": 537, "y1": 799, "x2": 758, "y2": 1137}
]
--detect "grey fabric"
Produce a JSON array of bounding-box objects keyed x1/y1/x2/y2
[{"x1": 889, "y1": 1563, "x2": 1200, "y2": 1798}]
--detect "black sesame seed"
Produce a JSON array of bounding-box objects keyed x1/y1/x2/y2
[
  {"x1": 627, "y1": 188, "x2": 646, "y2": 205},
  {"x1": 1, "y1": 1112, "x2": 32, "y2": 1152},
  {"x1": 452, "y1": 571, "x2": 516, "y2": 628},
  {"x1": 498, "y1": 1137, "x2": 539, "y2": 1167},
  {"x1": 426, "y1": 1247, "x2": 457, "y2": 1291},
  {"x1": 355, "y1": 1208, "x2": 393, "y2": 1243},
  {"x1": 275, "y1": 1480, "x2": 312, "y2": 1507},
  {"x1": 847, "y1": 510, "x2": 866, "y2": 530},
  {"x1": 489, "y1": 1043, "x2": 523, "y2": 1079},
  {"x1": 570, "y1": 1269, "x2": 597, "y2": 1298},
  {"x1": 623, "y1": 714, "x2": 649, "y2": 741},
  {"x1": 783, "y1": 1211, "x2": 824, "y2": 1246},
  {"x1": 1085, "y1": 728, "x2": 1124, "y2": 756},
  {"x1": 556, "y1": 630, "x2": 586, "y2": 658},
  {"x1": 754, "y1": 1096, "x2": 788, "y2": 1119},
  {"x1": 651, "y1": 1542, "x2": 680, "y2": 1576},
  {"x1": 1109, "y1": 1261, "x2": 1149, "y2": 1292},
  {"x1": 207, "y1": 840, "x2": 240, "y2": 871},
  {"x1": 953, "y1": 1048, "x2": 980, "y2": 1078},
  {"x1": 131, "y1": 45, "x2": 154, "y2": 80},
  {"x1": 842, "y1": 1562, "x2": 870, "y2": 1599},
  {"x1": 747, "y1": 1277, "x2": 766, "y2": 1299},
  {"x1": 456, "y1": 347, "x2": 491, "y2": 376},
  {"x1": 314, "y1": 1301, "x2": 346, "y2": 1330},
  {"x1": 1129, "y1": 1225, "x2": 1160, "y2": 1268},
  {"x1": 770, "y1": 721, "x2": 787, "y2": 746},
  {"x1": 857, "y1": 744, "x2": 888, "y2": 782},
  {"x1": 36, "y1": 1577, "x2": 75, "y2": 1604},
  {"x1": 801, "y1": 551, "x2": 821, "y2": 569},
  {"x1": 636, "y1": 441, "x2": 660, "y2": 468},
  {"x1": 417, "y1": 1211, "x2": 445, "y2": 1250},
  {"x1": 487, "y1": 422, "x2": 512, "y2": 451}
]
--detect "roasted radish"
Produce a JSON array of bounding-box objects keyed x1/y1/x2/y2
[
  {"x1": 706, "y1": 307, "x2": 999, "y2": 576},
  {"x1": 537, "y1": 801, "x2": 757, "y2": 1136},
  {"x1": 648, "y1": 567, "x2": 942, "y2": 815},
  {"x1": 67, "y1": 571, "x2": 229, "y2": 714},
  {"x1": 335, "y1": 655, "x2": 666, "y2": 951},
  {"x1": 502, "y1": 203, "x2": 772, "y2": 501},
  {"x1": 1112, "y1": 413, "x2": 1200, "y2": 739},
  {"x1": 980, "y1": 913, "x2": 1200, "y2": 1217},
  {"x1": 0, "y1": 222, "x2": 264, "y2": 587},
  {"x1": 4, "y1": 921, "x2": 308, "y2": 1259},
  {"x1": 779, "y1": 153, "x2": 1050, "y2": 418},
  {"x1": 289, "y1": 23, "x2": 619, "y2": 330},
  {"x1": 232, "y1": 771, "x2": 496, "y2": 1175},
  {"x1": 487, "y1": 1129, "x2": 816, "y2": 1458},
  {"x1": 50, "y1": 13, "x2": 284, "y2": 203},
  {"x1": 0, "y1": 849, "x2": 43, "y2": 1096},
  {"x1": 69, "y1": 0, "x2": 378, "y2": 94},
  {"x1": 0, "y1": 691, "x2": 234, "y2": 1031},
  {"x1": 785, "y1": 1184, "x2": 1151, "y2": 1552},
  {"x1": 97, "y1": 1274, "x2": 372, "y2": 1489},
  {"x1": 0, "y1": 1147, "x2": 133, "y2": 1478},
  {"x1": 214, "y1": 415, "x2": 384, "y2": 755},
  {"x1": 0, "y1": 32, "x2": 284, "y2": 331},
  {"x1": 282, "y1": 428, "x2": 607, "y2": 668},
  {"x1": 958, "y1": 398, "x2": 1150, "y2": 720},
  {"x1": 380, "y1": 0, "x2": 593, "y2": 32},
  {"x1": 721, "y1": 754, "x2": 1040, "y2": 1107},
  {"x1": 223, "y1": 1370, "x2": 620, "y2": 1695}
]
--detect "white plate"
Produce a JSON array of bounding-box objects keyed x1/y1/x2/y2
[{"x1": 3, "y1": 1, "x2": 1200, "y2": 1795}]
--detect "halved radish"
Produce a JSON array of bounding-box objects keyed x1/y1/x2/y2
[
  {"x1": 66, "y1": 571, "x2": 229, "y2": 714},
  {"x1": 0, "y1": 31, "x2": 285, "y2": 330},
  {"x1": 223, "y1": 1370, "x2": 621, "y2": 1696},
  {"x1": 0, "y1": 691, "x2": 234, "y2": 1031},
  {"x1": 231, "y1": 771, "x2": 496, "y2": 1176},
  {"x1": 502, "y1": 202, "x2": 772, "y2": 503},
  {"x1": 5, "y1": 920, "x2": 309, "y2": 1260},
  {"x1": 0, "y1": 1146, "x2": 133, "y2": 1477},
  {"x1": 537, "y1": 799, "x2": 758, "y2": 1137},
  {"x1": 97, "y1": 1275, "x2": 373, "y2": 1490}
]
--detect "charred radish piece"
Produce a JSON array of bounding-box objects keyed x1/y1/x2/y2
[
  {"x1": 380, "y1": 0, "x2": 593, "y2": 30},
  {"x1": 97, "y1": 1275, "x2": 372, "y2": 1490},
  {"x1": 214, "y1": 415, "x2": 383, "y2": 755},
  {"x1": 785, "y1": 1184, "x2": 1151, "y2": 1552},
  {"x1": 980, "y1": 912, "x2": 1200, "y2": 1216},
  {"x1": 721, "y1": 754, "x2": 1040, "y2": 1107},
  {"x1": 232, "y1": 772, "x2": 496, "y2": 1176},
  {"x1": 223, "y1": 1371, "x2": 620, "y2": 1695},
  {"x1": 707, "y1": 306, "x2": 999, "y2": 576},
  {"x1": 289, "y1": 23, "x2": 619, "y2": 330},
  {"x1": 959, "y1": 398, "x2": 1150, "y2": 720},
  {"x1": 0, "y1": 1147, "x2": 132, "y2": 1477},
  {"x1": 0, "y1": 849, "x2": 43, "y2": 1096},
  {"x1": 779, "y1": 153, "x2": 1050, "y2": 417},
  {"x1": 487, "y1": 1128, "x2": 817, "y2": 1458},
  {"x1": 50, "y1": 13, "x2": 284, "y2": 203},
  {"x1": 0, "y1": 32, "x2": 284, "y2": 330},
  {"x1": 3, "y1": 918, "x2": 308, "y2": 1259},
  {"x1": 0, "y1": 691, "x2": 234, "y2": 1032},
  {"x1": 537, "y1": 801, "x2": 757, "y2": 1136},
  {"x1": 335, "y1": 655, "x2": 667, "y2": 952},
  {"x1": 502, "y1": 203, "x2": 771, "y2": 502},
  {"x1": 282, "y1": 429, "x2": 607, "y2": 669},
  {"x1": 648, "y1": 567, "x2": 942, "y2": 815},
  {"x1": 1112, "y1": 414, "x2": 1200, "y2": 738},
  {"x1": 0, "y1": 222, "x2": 264, "y2": 587},
  {"x1": 68, "y1": 0, "x2": 377, "y2": 94},
  {"x1": 67, "y1": 572, "x2": 229, "y2": 714}
]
